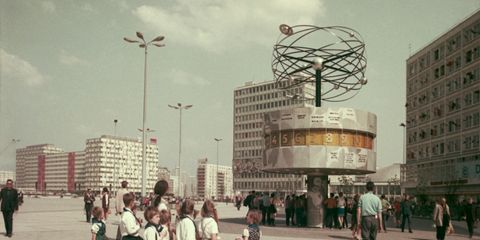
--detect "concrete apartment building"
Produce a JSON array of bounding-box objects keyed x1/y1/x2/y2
[
  {"x1": 405, "y1": 10, "x2": 480, "y2": 199},
  {"x1": 16, "y1": 144, "x2": 64, "y2": 191},
  {"x1": 15, "y1": 135, "x2": 160, "y2": 194},
  {"x1": 85, "y1": 135, "x2": 159, "y2": 194},
  {"x1": 233, "y1": 79, "x2": 315, "y2": 195},
  {"x1": 197, "y1": 158, "x2": 233, "y2": 199}
]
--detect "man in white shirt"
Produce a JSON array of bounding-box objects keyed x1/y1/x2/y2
[{"x1": 116, "y1": 181, "x2": 129, "y2": 240}]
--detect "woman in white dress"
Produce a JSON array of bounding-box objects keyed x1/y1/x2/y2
[{"x1": 198, "y1": 200, "x2": 219, "y2": 240}]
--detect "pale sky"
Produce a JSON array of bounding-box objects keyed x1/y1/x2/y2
[{"x1": 1, "y1": 0, "x2": 479, "y2": 176}]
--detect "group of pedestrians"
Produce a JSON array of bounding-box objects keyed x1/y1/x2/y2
[
  {"x1": 323, "y1": 192, "x2": 349, "y2": 229},
  {"x1": 284, "y1": 194, "x2": 307, "y2": 227},
  {"x1": 243, "y1": 191, "x2": 283, "y2": 227},
  {"x1": 87, "y1": 179, "x2": 264, "y2": 240}
]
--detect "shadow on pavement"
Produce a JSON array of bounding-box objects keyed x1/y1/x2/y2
[{"x1": 327, "y1": 235, "x2": 352, "y2": 239}]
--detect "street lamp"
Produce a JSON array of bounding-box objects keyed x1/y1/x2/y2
[
  {"x1": 400, "y1": 122, "x2": 406, "y2": 195},
  {"x1": 124, "y1": 31, "x2": 165, "y2": 198},
  {"x1": 168, "y1": 103, "x2": 193, "y2": 197},
  {"x1": 214, "y1": 138, "x2": 223, "y2": 199},
  {"x1": 113, "y1": 119, "x2": 118, "y2": 195}
]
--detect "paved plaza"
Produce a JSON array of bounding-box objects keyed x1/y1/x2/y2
[{"x1": 0, "y1": 196, "x2": 478, "y2": 240}]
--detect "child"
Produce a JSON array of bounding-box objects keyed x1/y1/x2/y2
[
  {"x1": 198, "y1": 200, "x2": 219, "y2": 240},
  {"x1": 144, "y1": 206, "x2": 161, "y2": 240},
  {"x1": 237, "y1": 210, "x2": 262, "y2": 240},
  {"x1": 158, "y1": 209, "x2": 171, "y2": 240},
  {"x1": 121, "y1": 192, "x2": 142, "y2": 239},
  {"x1": 91, "y1": 206, "x2": 106, "y2": 240}
]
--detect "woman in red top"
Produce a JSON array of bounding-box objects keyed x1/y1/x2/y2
[{"x1": 394, "y1": 198, "x2": 401, "y2": 228}]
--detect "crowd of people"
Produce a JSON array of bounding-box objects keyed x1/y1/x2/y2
[
  {"x1": 82, "y1": 179, "x2": 478, "y2": 240},
  {"x1": 1, "y1": 178, "x2": 477, "y2": 240},
  {"x1": 85, "y1": 180, "x2": 263, "y2": 240}
]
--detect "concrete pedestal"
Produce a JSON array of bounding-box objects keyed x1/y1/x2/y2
[{"x1": 306, "y1": 175, "x2": 328, "y2": 228}]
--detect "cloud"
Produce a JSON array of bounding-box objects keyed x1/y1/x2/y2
[
  {"x1": 169, "y1": 69, "x2": 211, "y2": 86},
  {"x1": 59, "y1": 50, "x2": 89, "y2": 66},
  {"x1": 81, "y1": 3, "x2": 95, "y2": 12},
  {"x1": 0, "y1": 49, "x2": 45, "y2": 86},
  {"x1": 132, "y1": 0, "x2": 325, "y2": 53},
  {"x1": 41, "y1": 1, "x2": 56, "y2": 13}
]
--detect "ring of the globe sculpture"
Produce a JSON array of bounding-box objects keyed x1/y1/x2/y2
[{"x1": 272, "y1": 24, "x2": 367, "y2": 102}]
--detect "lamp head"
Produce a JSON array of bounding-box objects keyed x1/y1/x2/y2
[{"x1": 136, "y1": 31, "x2": 145, "y2": 41}]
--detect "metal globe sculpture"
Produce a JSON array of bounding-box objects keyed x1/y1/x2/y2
[{"x1": 272, "y1": 24, "x2": 367, "y2": 104}]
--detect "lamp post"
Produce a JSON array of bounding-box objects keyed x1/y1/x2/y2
[
  {"x1": 0, "y1": 139, "x2": 20, "y2": 155},
  {"x1": 214, "y1": 138, "x2": 223, "y2": 199},
  {"x1": 124, "y1": 32, "x2": 165, "y2": 197},
  {"x1": 400, "y1": 122, "x2": 406, "y2": 195},
  {"x1": 168, "y1": 103, "x2": 193, "y2": 197},
  {"x1": 113, "y1": 119, "x2": 118, "y2": 195}
]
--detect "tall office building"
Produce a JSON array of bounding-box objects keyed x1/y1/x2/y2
[
  {"x1": 405, "y1": 10, "x2": 480, "y2": 198},
  {"x1": 85, "y1": 135, "x2": 159, "y2": 194},
  {"x1": 197, "y1": 158, "x2": 233, "y2": 199},
  {"x1": 233, "y1": 79, "x2": 315, "y2": 195}
]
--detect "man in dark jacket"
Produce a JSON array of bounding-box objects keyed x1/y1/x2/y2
[
  {"x1": 401, "y1": 194, "x2": 413, "y2": 233},
  {"x1": 84, "y1": 188, "x2": 95, "y2": 222},
  {"x1": 0, "y1": 179, "x2": 18, "y2": 238},
  {"x1": 464, "y1": 197, "x2": 476, "y2": 239}
]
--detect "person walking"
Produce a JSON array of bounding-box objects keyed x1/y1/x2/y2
[
  {"x1": 433, "y1": 197, "x2": 451, "y2": 240},
  {"x1": 102, "y1": 187, "x2": 110, "y2": 220},
  {"x1": 393, "y1": 198, "x2": 401, "y2": 228},
  {"x1": 235, "y1": 194, "x2": 243, "y2": 211},
  {"x1": 401, "y1": 194, "x2": 413, "y2": 233},
  {"x1": 116, "y1": 181, "x2": 129, "y2": 240},
  {"x1": 337, "y1": 192, "x2": 346, "y2": 229},
  {"x1": 356, "y1": 181, "x2": 383, "y2": 240},
  {"x1": 380, "y1": 195, "x2": 390, "y2": 233},
  {"x1": 464, "y1": 197, "x2": 476, "y2": 239},
  {"x1": 350, "y1": 194, "x2": 361, "y2": 240},
  {"x1": 0, "y1": 179, "x2": 18, "y2": 238},
  {"x1": 84, "y1": 188, "x2": 95, "y2": 223},
  {"x1": 261, "y1": 193, "x2": 270, "y2": 225},
  {"x1": 285, "y1": 195, "x2": 293, "y2": 226}
]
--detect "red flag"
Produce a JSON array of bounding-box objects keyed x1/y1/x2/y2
[{"x1": 150, "y1": 138, "x2": 157, "y2": 144}]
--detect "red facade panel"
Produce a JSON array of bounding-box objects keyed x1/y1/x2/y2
[
  {"x1": 37, "y1": 155, "x2": 46, "y2": 192},
  {"x1": 67, "y1": 152, "x2": 75, "y2": 192}
]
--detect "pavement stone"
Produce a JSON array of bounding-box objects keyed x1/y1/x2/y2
[{"x1": 0, "y1": 197, "x2": 477, "y2": 240}]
